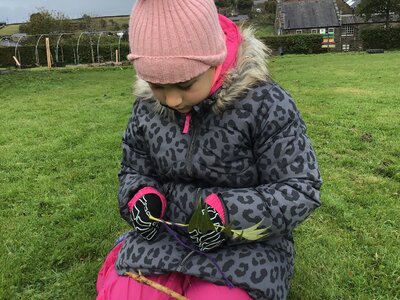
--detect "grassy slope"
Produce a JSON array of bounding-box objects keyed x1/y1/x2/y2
[
  {"x1": 0, "y1": 52, "x2": 399, "y2": 299},
  {"x1": 0, "y1": 16, "x2": 130, "y2": 37},
  {"x1": 254, "y1": 24, "x2": 275, "y2": 37},
  {"x1": 269, "y1": 52, "x2": 400, "y2": 299},
  {"x1": 0, "y1": 24, "x2": 20, "y2": 36},
  {"x1": 0, "y1": 17, "x2": 274, "y2": 37}
]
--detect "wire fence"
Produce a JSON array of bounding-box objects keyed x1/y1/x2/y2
[{"x1": 0, "y1": 31, "x2": 130, "y2": 68}]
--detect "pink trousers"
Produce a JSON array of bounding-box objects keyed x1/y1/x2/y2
[{"x1": 96, "y1": 243, "x2": 252, "y2": 300}]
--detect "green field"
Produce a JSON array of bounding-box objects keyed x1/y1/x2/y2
[
  {"x1": 0, "y1": 16, "x2": 130, "y2": 37},
  {"x1": 0, "y1": 24, "x2": 21, "y2": 36},
  {"x1": 0, "y1": 17, "x2": 273, "y2": 37},
  {"x1": 254, "y1": 24, "x2": 275, "y2": 37},
  {"x1": 0, "y1": 52, "x2": 399, "y2": 299}
]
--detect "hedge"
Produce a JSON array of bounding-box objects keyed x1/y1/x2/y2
[
  {"x1": 0, "y1": 34, "x2": 327, "y2": 67},
  {"x1": 360, "y1": 27, "x2": 400, "y2": 50},
  {"x1": 264, "y1": 34, "x2": 325, "y2": 54},
  {"x1": 0, "y1": 43, "x2": 130, "y2": 67}
]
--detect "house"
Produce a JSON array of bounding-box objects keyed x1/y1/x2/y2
[
  {"x1": 276, "y1": 0, "x2": 340, "y2": 48},
  {"x1": 344, "y1": 0, "x2": 361, "y2": 8},
  {"x1": 229, "y1": 15, "x2": 250, "y2": 22},
  {"x1": 340, "y1": 14, "x2": 400, "y2": 51},
  {"x1": 0, "y1": 37, "x2": 18, "y2": 47},
  {"x1": 339, "y1": 0, "x2": 400, "y2": 50},
  {"x1": 276, "y1": 0, "x2": 400, "y2": 51},
  {"x1": 10, "y1": 33, "x2": 27, "y2": 42}
]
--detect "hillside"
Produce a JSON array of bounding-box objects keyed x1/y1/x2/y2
[
  {"x1": 0, "y1": 24, "x2": 21, "y2": 36},
  {"x1": 0, "y1": 15, "x2": 130, "y2": 37}
]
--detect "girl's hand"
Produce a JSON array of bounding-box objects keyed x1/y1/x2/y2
[
  {"x1": 130, "y1": 193, "x2": 163, "y2": 240},
  {"x1": 188, "y1": 205, "x2": 226, "y2": 252}
]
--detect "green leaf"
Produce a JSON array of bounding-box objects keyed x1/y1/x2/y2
[
  {"x1": 231, "y1": 220, "x2": 269, "y2": 241},
  {"x1": 188, "y1": 202, "x2": 215, "y2": 234}
]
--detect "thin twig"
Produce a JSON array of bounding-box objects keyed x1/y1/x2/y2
[
  {"x1": 149, "y1": 215, "x2": 188, "y2": 227},
  {"x1": 125, "y1": 271, "x2": 188, "y2": 300},
  {"x1": 150, "y1": 215, "x2": 223, "y2": 230}
]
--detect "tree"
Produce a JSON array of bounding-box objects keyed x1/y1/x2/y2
[
  {"x1": 99, "y1": 18, "x2": 107, "y2": 30},
  {"x1": 53, "y1": 11, "x2": 73, "y2": 33},
  {"x1": 357, "y1": 0, "x2": 400, "y2": 29},
  {"x1": 214, "y1": 0, "x2": 253, "y2": 15},
  {"x1": 81, "y1": 14, "x2": 95, "y2": 31},
  {"x1": 265, "y1": 0, "x2": 277, "y2": 14},
  {"x1": 19, "y1": 8, "x2": 72, "y2": 34},
  {"x1": 214, "y1": 0, "x2": 233, "y2": 15},
  {"x1": 21, "y1": 9, "x2": 54, "y2": 34},
  {"x1": 109, "y1": 19, "x2": 121, "y2": 31},
  {"x1": 237, "y1": 0, "x2": 253, "y2": 13},
  {"x1": 214, "y1": 0, "x2": 232, "y2": 9}
]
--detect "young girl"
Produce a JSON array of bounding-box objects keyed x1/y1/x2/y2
[{"x1": 96, "y1": 0, "x2": 322, "y2": 299}]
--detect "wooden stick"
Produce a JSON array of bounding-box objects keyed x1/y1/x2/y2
[
  {"x1": 45, "y1": 37, "x2": 51, "y2": 68},
  {"x1": 125, "y1": 271, "x2": 188, "y2": 300},
  {"x1": 13, "y1": 56, "x2": 21, "y2": 67}
]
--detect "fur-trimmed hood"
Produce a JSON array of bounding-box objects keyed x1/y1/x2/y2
[{"x1": 133, "y1": 27, "x2": 271, "y2": 116}]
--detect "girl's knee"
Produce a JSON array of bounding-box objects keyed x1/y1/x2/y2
[{"x1": 185, "y1": 278, "x2": 252, "y2": 300}]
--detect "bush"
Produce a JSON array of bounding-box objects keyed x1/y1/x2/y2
[
  {"x1": 360, "y1": 27, "x2": 400, "y2": 50},
  {"x1": 264, "y1": 34, "x2": 325, "y2": 54}
]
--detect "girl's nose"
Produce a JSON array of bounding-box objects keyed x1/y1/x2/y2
[{"x1": 165, "y1": 89, "x2": 182, "y2": 108}]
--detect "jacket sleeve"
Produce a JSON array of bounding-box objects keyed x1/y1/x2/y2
[
  {"x1": 118, "y1": 100, "x2": 163, "y2": 224},
  {"x1": 163, "y1": 85, "x2": 322, "y2": 241}
]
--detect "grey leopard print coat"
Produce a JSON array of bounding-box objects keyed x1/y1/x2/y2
[{"x1": 116, "y1": 28, "x2": 322, "y2": 300}]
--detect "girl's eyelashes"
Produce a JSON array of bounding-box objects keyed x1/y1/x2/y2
[
  {"x1": 149, "y1": 82, "x2": 194, "y2": 91},
  {"x1": 149, "y1": 83, "x2": 162, "y2": 89},
  {"x1": 177, "y1": 83, "x2": 193, "y2": 90}
]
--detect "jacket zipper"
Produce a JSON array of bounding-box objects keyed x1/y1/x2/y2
[{"x1": 185, "y1": 115, "x2": 199, "y2": 177}]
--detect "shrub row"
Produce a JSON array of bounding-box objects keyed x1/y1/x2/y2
[
  {"x1": 360, "y1": 27, "x2": 400, "y2": 50},
  {"x1": 10, "y1": 30, "x2": 400, "y2": 67},
  {"x1": 0, "y1": 43, "x2": 130, "y2": 67},
  {"x1": 264, "y1": 34, "x2": 326, "y2": 54}
]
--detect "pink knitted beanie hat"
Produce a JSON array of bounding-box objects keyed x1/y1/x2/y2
[{"x1": 127, "y1": 0, "x2": 227, "y2": 84}]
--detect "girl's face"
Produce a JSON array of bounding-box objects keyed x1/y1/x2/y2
[{"x1": 147, "y1": 68, "x2": 215, "y2": 114}]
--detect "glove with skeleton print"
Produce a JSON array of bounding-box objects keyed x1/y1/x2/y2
[
  {"x1": 189, "y1": 193, "x2": 228, "y2": 252},
  {"x1": 128, "y1": 187, "x2": 166, "y2": 241}
]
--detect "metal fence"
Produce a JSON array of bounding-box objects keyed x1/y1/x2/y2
[{"x1": 0, "y1": 30, "x2": 130, "y2": 67}]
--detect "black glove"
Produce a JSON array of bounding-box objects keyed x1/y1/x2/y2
[
  {"x1": 189, "y1": 205, "x2": 226, "y2": 252},
  {"x1": 130, "y1": 193, "x2": 163, "y2": 240}
]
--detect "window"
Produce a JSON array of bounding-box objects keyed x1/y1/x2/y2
[
  {"x1": 311, "y1": 29, "x2": 318, "y2": 34},
  {"x1": 342, "y1": 26, "x2": 354, "y2": 36},
  {"x1": 320, "y1": 28, "x2": 326, "y2": 34},
  {"x1": 328, "y1": 28, "x2": 335, "y2": 34},
  {"x1": 296, "y1": 30, "x2": 302, "y2": 34},
  {"x1": 342, "y1": 44, "x2": 350, "y2": 51}
]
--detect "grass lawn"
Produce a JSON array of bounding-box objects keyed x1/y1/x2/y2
[
  {"x1": 0, "y1": 52, "x2": 399, "y2": 299},
  {"x1": 270, "y1": 52, "x2": 400, "y2": 299},
  {"x1": 254, "y1": 24, "x2": 275, "y2": 38},
  {"x1": 101, "y1": 16, "x2": 129, "y2": 26}
]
